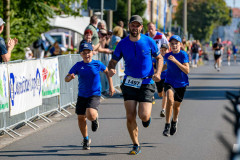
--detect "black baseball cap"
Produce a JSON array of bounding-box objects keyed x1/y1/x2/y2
[
  {"x1": 161, "y1": 43, "x2": 169, "y2": 49},
  {"x1": 129, "y1": 15, "x2": 143, "y2": 25}
]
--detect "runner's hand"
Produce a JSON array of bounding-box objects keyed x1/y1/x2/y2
[
  {"x1": 69, "y1": 73, "x2": 75, "y2": 80},
  {"x1": 109, "y1": 87, "x2": 115, "y2": 97},
  {"x1": 152, "y1": 73, "x2": 161, "y2": 82},
  {"x1": 108, "y1": 69, "x2": 116, "y2": 77},
  {"x1": 168, "y1": 55, "x2": 177, "y2": 63}
]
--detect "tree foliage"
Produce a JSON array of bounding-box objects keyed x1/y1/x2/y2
[
  {"x1": 111, "y1": 0, "x2": 147, "y2": 30},
  {"x1": 0, "y1": 0, "x2": 83, "y2": 60},
  {"x1": 174, "y1": 0, "x2": 232, "y2": 41}
]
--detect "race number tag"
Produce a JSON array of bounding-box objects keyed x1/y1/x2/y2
[{"x1": 124, "y1": 76, "x2": 143, "y2": 88}]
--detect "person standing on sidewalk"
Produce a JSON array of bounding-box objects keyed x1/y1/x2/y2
[
  {"x1": 162, "y1": 35, "x2": 190, "y2": 137},
  {"x1": 0, "y1": 17, "x2": 18, "y2": 63},
  {"x1": 85, "y1": 15, "x2": 99, "y2": 46},
  {"x1": 108, "y1": 15, "x2": 163, "y2": 155},
  {"x1": 65, "y1": 42, "x2": 115, "y2": 150}
]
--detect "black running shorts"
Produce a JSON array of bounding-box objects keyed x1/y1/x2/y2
[
  {"x1": 155, "y1": 79, "x2": 165, "y2": 93},
  {"x1": 120, "y1": 79, "x2": 155, "y2": 102},
  {"x1": 75, "y1": 96, "x2": 100, "y2": 115},
  {"x1": 214, "y1": 54, "x2": 221, "y2": 61},
  {"x1": 164, "y1": 83, "x2": 187, "y2": 102}
]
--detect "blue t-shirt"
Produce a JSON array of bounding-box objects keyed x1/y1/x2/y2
[
  {"x1": 69, "y1": 59, "x2": 106, "y2": 98},
  {"x1": 0, "y1": 37, "x2": 8, "y2": 63},
  {"x1": 164, "y1": 50, "x2": 189, "y2": 88},
  {"x1": 112, "y1": 34, "x2": 160, "y2": 84},
  {"x1": 152, "y1": 58, "x2": 167, "y2": 80}
]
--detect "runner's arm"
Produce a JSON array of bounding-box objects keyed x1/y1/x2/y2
[
  {"x1": 153, "y1": 54, "x2": 163, "y2": 82},
  {"x1": 108, "y1": 59, "x2": 118, "y2": 77},
  {"x1": 65, "y1": 73, "x2": 75, "y2": 82},
  {"x1": 103, "y1": 68, "x2": 115, "y2": 96},
  {"x1": 162, "y1": 63, "x2": 167, "y2": 71}
]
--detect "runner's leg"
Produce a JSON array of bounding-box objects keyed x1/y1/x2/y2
[
  {"x1": 138, "y1": 102, "x2": 152, "y2": 122},
  {"x1": 165, "y1": 88, "x2": 174, "y2": 124},
  {"x1": 172, "y1": 101, "x2": 181, "y2": 122},
  {"x1": 78, "y1": 115, "x2": 88, "y2": 137},
  {"x1": 124, "y1": 100, "x2": 139, "y2": 145}
]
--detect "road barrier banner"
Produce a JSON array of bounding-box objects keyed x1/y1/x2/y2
[
  {"x1": 8, "y1": 60, "x2": 42, "y2": 116},
  {"x1": 0, "y1": 65, "x2": 9, "y2": 113},
  {"x1": 41, "y1": 58, "x2": 60, "y2": 98}
]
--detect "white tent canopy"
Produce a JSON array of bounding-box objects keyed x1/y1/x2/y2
[{"x1": 48, "y1": 15, "x2": 91, "y2": 35}]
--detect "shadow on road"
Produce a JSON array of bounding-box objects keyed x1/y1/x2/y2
[{"x1": 0, "y1": 143, "x2": 159, "y2": 157}]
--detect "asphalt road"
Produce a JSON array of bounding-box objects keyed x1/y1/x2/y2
[{"x1": 0, "y1": 58, "x2": 239, "y2": 160}]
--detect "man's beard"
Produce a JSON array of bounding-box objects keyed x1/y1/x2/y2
[{"x1": 130, "y1": 29, "x2": 139, "y2": 37}]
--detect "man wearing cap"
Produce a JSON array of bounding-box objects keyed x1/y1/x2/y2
[
  {"x1": 162, "y1": 35, "x2": 189, "y2": 137},
  {"x1": 108, "y1": 15, "x2": 163, "y2": 155},
  {"x1": 85, "y1": 15, "x2": 99, "y2": 46},
  {"x1": 0, "y1": 18, "x2": 18, "y2": 62},
  {"x1": 65, "y1": 42, "x2": 115, "y2": 150}
]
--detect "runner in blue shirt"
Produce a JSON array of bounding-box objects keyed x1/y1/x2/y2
[
  {"x1": 65, "y1": 42, "x2": 115, "y2": 150},
  {"x1": 108, "y1": 15, "x2": 163, "y2": 155},
  {"x1": 162, "y1": 35, "x2": 190, "y2": 137},
  {"x1": 152, "y1": 43, "x2": 169, "y2": 118}
]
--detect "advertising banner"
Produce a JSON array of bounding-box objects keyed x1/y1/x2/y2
[
  {"x1": 0, "y1": 65, "x2": 9, "y2": 113},
  {"x1": 41, "y1": 58, "x2": 60, "y2": 98},
  {"x1": 8, "y1": 60, "x2": 42, "y2": 116}
]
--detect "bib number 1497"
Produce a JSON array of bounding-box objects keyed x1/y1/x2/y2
[{"x1": 124, "y1": 76, "x2": 143, "y2": 88}]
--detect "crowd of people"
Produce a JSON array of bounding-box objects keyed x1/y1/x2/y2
[{"x1": 0, "y1": 14, "x2": 239, "y2": 155}]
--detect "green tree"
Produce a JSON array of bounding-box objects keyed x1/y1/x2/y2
[
  {"x1": 174, "y1": 0, "x2": 232, "y2": 41},
  {"x1": 111, "y1": 0, "x2": 147, "y2": 30},
  {"x1": 0, "y1": 0, "x2": 82, "y2": 60}
]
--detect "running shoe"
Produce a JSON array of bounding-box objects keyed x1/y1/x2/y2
[
  {"x1": 82, "y1": 138, "x2": 91, "y2": 150},
  {"x1": 217, "y1": 67, "x2": 221, "y2": 72},
  {"x1": 142, "y1": 117, "x2": 151, "y2": 128},
  {"x1": 129, "y1": 145, "x2": 141, "y2": 155},
  {"x1": 163, "y1": 123, "x2": 170, "y2": 137},
  {"x1": 170, "y1": 120, "x2": 178, "y2": 135},
  {"x1": 91, "y1": 117, "x2": 99, "y2": 132},
  {"x1": 160, "y1": 110, "x2": 165, "y2": 117}
]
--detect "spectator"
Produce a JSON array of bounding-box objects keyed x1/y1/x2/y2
[
  {"x1": 79, "y1": 29, "x2": 112, "y2": 55},
  {"x1": 0, "y1": 17, "x2": 18, "y2": 63},
  {"x1": 110, "y1": 26, "x2": 123, "y2": 50},
  {"x1": 98, "y1": 29, "x2": 110, "y2": 49},
  {"x1": 50, "y1": 41, "x2": 62, "y2": 56},
  {"x1": 191, "y1": 40, "x2": 199, "y2": 67},
  {"x1": 97, "y1": 21, "x2": 106, "y2": 31},
  {"x1": 25, "y1": 47, "x2": 34, "y2": 60},
  {"x1": 85, "y1": 15, "x2": 99, "y2": 46},
  {"x1": 118, "y1": 21, "x2": 128, "y2": 39}
]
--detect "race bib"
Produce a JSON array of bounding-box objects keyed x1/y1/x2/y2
[
  {"x1": 214, "y1": 50, "x2": 221, "y2": 55},
  {"x1": 124, "y1": 76, "x2": 143, "y2": 88}
]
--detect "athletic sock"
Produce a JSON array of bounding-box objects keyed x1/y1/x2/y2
[{"x1": 84, "y1": 136, "x2": 89, "y2": 141}]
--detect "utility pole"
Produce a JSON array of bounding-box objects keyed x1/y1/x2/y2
[
  {"x1": 107, "y1": 10, "x2": 113, "y2": 30},
  {"x1": 183, "y1": 0, "x2": 187, "y2": 39},
  {"x1": 3, "y1": 0, "x2": 10, "y2": 41},
  {"x1": 127, "y1": 0, "x2": 131, "y2": 29},
  {"x1": 101, "y1": 0, "x2": 104, "y2": 20}
]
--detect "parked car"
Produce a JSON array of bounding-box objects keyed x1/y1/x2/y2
[{"x1": 49, "y1": 32, "x2": 74, "y2": 50}]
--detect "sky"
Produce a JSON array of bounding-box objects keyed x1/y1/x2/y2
[{"x1": 225, "y1": 0, "x2": 240, "y2": 8}]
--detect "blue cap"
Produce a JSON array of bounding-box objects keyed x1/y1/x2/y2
[
  {"x1": 169, "y1": 35, "x2": 182, "y2": 43},
  {"x1": 80, "y1": 42, "x2": 93, "y2": 52}
]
